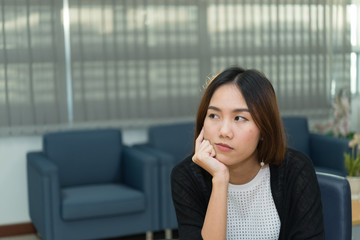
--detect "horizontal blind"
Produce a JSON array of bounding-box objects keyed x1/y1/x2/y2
[
  {"x1": 0, "y1": 0, "x2": 352, "y2": 135},
  {"x1": 69, "y1": 0, "x2": 201, "y2": 125},
  {"x1": 207, "y1": 0, "x2": 351, "y2": 118},
  {"x1": 0, "y1": 0, "x2": 67, "y2": 135}
]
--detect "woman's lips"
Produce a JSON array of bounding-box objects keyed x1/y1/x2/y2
[{"x1": 216, "y1": 143, "x2": 233, "y2": 151}]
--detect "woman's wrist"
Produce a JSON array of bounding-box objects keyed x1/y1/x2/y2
[{"x1": 212, "y1": 171, "x2": 230, "y2": 186}]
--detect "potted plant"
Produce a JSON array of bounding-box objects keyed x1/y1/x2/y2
[{"x1": 344, "y1": 134, "x2": 360, "y2": 197}]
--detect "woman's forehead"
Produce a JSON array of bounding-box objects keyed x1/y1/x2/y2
[{"x1": 209, "y1": 84, "x2": 248, "y2": 110}]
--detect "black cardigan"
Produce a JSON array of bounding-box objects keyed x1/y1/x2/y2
[{"x1": 171, "y1": 148, "x2": 325, "y2": 240}]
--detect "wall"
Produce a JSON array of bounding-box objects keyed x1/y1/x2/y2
[{"x1": 0, "y1": 128, "x2": 147, "y2": 226}]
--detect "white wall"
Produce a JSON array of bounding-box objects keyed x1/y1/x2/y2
[
  {"x1": 0, "y1": 128, "x2": 147, "y2": 226},
  {"x1": 0, "y1": 135, "x2": 42, "y2": 225}
]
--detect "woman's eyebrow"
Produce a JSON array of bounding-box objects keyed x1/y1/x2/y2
[
  {"x1": 208, "y1": 106, "x2": 249, "y2": 113},
  {"x1": 233, "y1": 108, "x2": 250, "y2": 113}
]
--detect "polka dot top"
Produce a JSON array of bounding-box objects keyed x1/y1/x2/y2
[{"x1": 226, "y1": 165, "x2": 280, "y2": 240}]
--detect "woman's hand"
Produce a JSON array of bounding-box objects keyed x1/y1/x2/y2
[{"x1": 192, "y1": 128, "x2": 229, "y2": 181}]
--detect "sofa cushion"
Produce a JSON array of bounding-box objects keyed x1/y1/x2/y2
[{"x1": 61, "y1": 183, "x2": 145, "y2": 221}]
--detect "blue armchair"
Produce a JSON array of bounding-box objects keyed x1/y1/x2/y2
[
  {"x1": 316, "y1": 172, "x2": 352, "y2": 240},
  {"x1": 134, "y1": 122, "x2": 195, "y2": 236},
  {"x1": 27, "y1": 129, "x2": 159, "y2": 240},
  {"x1": 282, "y1": 116, "x2": 350, "y2": 176}
]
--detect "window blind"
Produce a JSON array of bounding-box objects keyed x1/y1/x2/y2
[{"x1": 0, "y1": 0, "x2": 351, "y2": 135}]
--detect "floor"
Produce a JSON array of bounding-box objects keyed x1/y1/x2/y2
[
  {"x1": 353, "y1": 225, "x2": 360, "y2": 240},
  {"x1": 2, "y1": 230, "x2": 360, "y2": 240},
  {"x1": 0, "y1": 231, "x2": 179, "y2": 240},
  {"x1": 0, "y1": 235, "x2": 39, "y2": 240}
]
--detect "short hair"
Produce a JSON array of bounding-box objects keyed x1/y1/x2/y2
[{"x1": 194, "y1": 66, "x2": 287, "y2": 165}]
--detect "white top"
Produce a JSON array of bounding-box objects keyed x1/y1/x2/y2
[{"x1": 226, "y1": 165, "x2": 281, "y2": 240}]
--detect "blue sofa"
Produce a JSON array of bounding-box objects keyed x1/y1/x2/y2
[
  {"x1": 134, "y1": 122, "x2": 195, "y2": 234},
  {"x1": 282, "y1": 116, "x2": 350, "y2": 176},
  {"x1": 27, "y1": 129, "x2": 159, "y2": 240},
  {"x1": 317, "y1": 172, "x2": 352, "y2": 240}
]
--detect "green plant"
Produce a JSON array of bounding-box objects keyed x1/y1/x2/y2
[{"x1": 344, "y1": 134, "x2": 360, "y2": 176}]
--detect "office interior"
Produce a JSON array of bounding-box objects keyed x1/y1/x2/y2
[{"x1": 1, "y1": 0, "x2": 360, "y2": 239}]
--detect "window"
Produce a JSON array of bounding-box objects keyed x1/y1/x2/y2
[
  {"x1": 350, "y1": 1, "x2": 360, "y2": 94},
  {"x1": 0, "y1": 0, "x2": 352, "y2": 135}
]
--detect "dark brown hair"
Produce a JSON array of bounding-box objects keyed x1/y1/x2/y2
[{"x1": 194, "y1": 66, "x2": 287, "y2": 165}]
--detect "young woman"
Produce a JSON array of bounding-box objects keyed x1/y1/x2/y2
[{"x1": 171, "y1": 67, "x2": 324, "y2": 240}]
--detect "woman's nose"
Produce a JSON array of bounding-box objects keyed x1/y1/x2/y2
[{"x1": 219, "y1": 120, "x2": 233, "y2": 139}]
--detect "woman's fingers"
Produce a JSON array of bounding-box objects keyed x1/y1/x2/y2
[
  {"x1": 211, "y1": 147, "x2": 216, "y2": 157},
  {"x1": 195, "y1": 128, "x2": 205, "y2": 147},
  {"x1": 193, "y1": 128, "x2": 221, "y2": 173},
  {"x1": 192, "y1": 129, "x2": 228, "y2": 178},
  {"x1": 198, "y1": 140, "x2": 213, "y2": 153},
  {"x1": 193, "y1": 140, "x2": 215, "y2": 164}
]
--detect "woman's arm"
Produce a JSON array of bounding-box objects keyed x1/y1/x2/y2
[
  {"x1": 201, "y1": 175, "x2": 229, "y2": 240},
  {"x1": 192, "y1": 129, "x2": 229, "y2": 240},
  {"x1": 171, "y1": 163, "x2": 207, "y2": 240}
]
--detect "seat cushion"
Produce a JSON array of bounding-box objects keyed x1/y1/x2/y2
[{"x1": 62, "y1": 183, "x2": 145, "y2": 220}]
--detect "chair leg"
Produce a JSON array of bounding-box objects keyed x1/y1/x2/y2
[
  {"x1": 146, "y1": 231, "x2": 153, "y2": 240},
  {"x1": 165, "y1": 228, "x2": 172, "y2": 239}
]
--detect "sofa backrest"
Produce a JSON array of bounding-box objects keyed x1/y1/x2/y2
[
  {"x1": 149, "y1": 122, "x2": 195, "y2": 163},
  {"x1": 44, "y1": 129, "x2": 122, "y2": 187},
  {"x1": 282, "y1": 116, "x2": 311, "y2": 156}
]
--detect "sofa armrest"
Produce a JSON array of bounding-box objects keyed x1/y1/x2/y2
[
  {"x1": 27, "y1": 151, "x2": 60, "y2": 239},
  {"x1": 134, "y1": 145, "x2": 176, "y2": 166},
  {"x1": 309, "y1": 133, "x2": 350, "y2": 176},
  {"x1": 122, "y1": 146, "x2": 160, "y2": 230},
  {"x1": 133, "y1": 145, "x2": 178, "y2": 227},
  {"x1": 27, "y1": 152, "x2": 58, "y2": 175},
  {"x1": 122, "y1": 146, "x2": 158, "y2": 190},
  {"x1": 132, "y1": 143, "x2": 149, "y2": 148}
]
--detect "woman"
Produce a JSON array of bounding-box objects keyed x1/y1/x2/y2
[{"x1": 171, "y1": 67, "x2": 324, "y2": 240}]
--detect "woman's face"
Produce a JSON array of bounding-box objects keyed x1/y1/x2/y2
[{"x1": 203, "y1": 83, "x2": 261, "y2": 168}]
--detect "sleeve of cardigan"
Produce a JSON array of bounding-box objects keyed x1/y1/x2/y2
[
  {"x1": 285, "y1": 151, "x2": 325, "y2": 240},
  {"x1": 171, "y1": 159, "x2": 208, "y2": 240}
]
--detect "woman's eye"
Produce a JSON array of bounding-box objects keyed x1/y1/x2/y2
[
  {"x1": 235, "y1": 116, "x2": 246, "y2": 122},
  {"x1": 209, "y1": 113, "x2": 219, "y2": 119}
]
